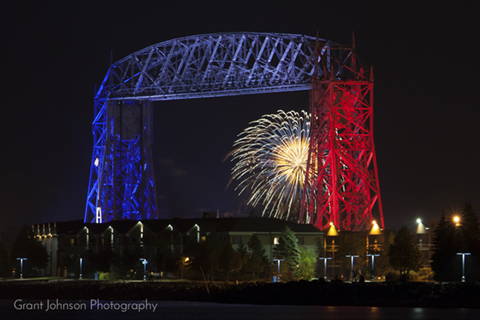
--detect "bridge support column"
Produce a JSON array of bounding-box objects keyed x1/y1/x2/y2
[
  {"x1": 84, "y1": 100, "x2": 158, "y2": 223},
  {"x1": 302, "y1": 75, "x2": 384, "y2": 231}
]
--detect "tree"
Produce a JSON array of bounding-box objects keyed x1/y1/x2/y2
[
  {"x1": 336, "y1": 232, "x2": 367, "y2": 279},
  {"x1": 460, "y1": 203, "x2": 479, "y2": 281},
  {"x1": 374, "y1": 230, "x2": 395, "y2": 278},
  {"x1": 11, "y1": 227, "x2": 48, "y2": 275},
  {"x1": 110, "y1": 239, "x2": 143, "y2": 279},
  {"x1": 192, "y1": 232, "x2": 227, "y2": 280},
  {"x1": 431, "y1": 214, "x2": 459, "y2": 281},
  {"x1": 431, "y1": 205, "x2": 480, "y2": 282},
  {"x1": 275, "y1": 226, "x2": 301, "y2": 281},
  {"x1": 245, "y1": 234, "x2": 270, "y2": 279},
  {"x1": 296, "y1": 247, "x2": 317, "y2": 280},
  {"x1": 237, "y1": 241, "x2": 249, "y2": 268},
  {"x1": 86, "y1": 249, "x2": 115, "y2": 273},
  {"x1": 461, "y1": 203, "x2": 479, "y2": 243},
  {"x1": 461, "y1": 203, "x2": 479, "y2": 249},
  {"x1": 218, "y1": 240, "x2": 242, "y2": 280},
  {"x1": 388, "y1": 226, "x2": 419, "y2": 279},
  {"x1": 154, "y1": 231, "x2": 181, "y2": 277}
]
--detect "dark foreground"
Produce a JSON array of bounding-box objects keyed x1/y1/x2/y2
[
  {"x1": 1, "y1": 301, "x2": 479, "y2": 320},
  {"x1": 1, "y1": 280, "x2": 479, "y2": 308}
]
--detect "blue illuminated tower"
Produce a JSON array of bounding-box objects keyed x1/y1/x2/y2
[{"x1": 84, "y1": 98, "x2": 157, "y2": 223}]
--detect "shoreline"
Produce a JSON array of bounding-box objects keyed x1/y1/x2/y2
[{"x1": 1, "y1": 280, "x2": 479, "y2": 308}]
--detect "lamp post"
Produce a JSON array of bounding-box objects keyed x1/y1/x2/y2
[
  {"x1": 345, "y1": 255, "x2": 359, "y2": 281},
  {"x1": 16, "y1": 258, "x2": 28, "y2": 279},
  {"x1": 456, "y1": 252, "x2": 471, "y2": 282},
  {"x1": 139, "y1": 258, "x2": 148, "y2": 280},
  {"x1": 416, "y1": 218, "x2": 426, "y2": 234},
  {"x1": 366, "y1": 254, "x2": 380, "y2": 278},
  {"x1": 452, "y1": 215, "x2": 461, "y2": 227},
  {"x1": 79, "y1": 257, "x2": 84, "y2": 279},
  {"x1": 318, "y1": 257, "x2": 332, "y2": 280},
  {"x1": 272, "y1": 258, "x2": 284, "y2": 283}
]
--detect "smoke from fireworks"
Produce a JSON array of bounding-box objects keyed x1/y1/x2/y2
[{"x1": 230, "y1": 110, "x2": 310, "y2": 221}]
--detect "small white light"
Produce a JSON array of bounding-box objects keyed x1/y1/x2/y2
[
  {"x1": 416, "y1": 218, "x2": 422, "y2": 224},
  {"x1": 95, "y1": 207, "x2": 102, "y2": 224},
  {"x1": 94, "y1": 158, "x2": 99, "y2": 167}
]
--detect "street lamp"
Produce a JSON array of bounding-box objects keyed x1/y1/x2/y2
[
  {"x1": 16, "y1": 258, "x2": 28, "y2": 279},
  {"x1": 318, "y1": 257, "x2": 332, "y2": 280},
  {"x1": 79, "y1": 257, "x2": 84, "y2": 279},
  {"x1": 456, "y1": 252, "x2": 471, "y2": 282},
  {"x1": 366, "y1": 254, "x2": 380, "y2": 278},
  {"x1": 416, "y1": 218, "x2": 426, "y2": 234},
  {"x1": 345, "y1": 255, "x2": 359, "y2": 281},
  {"x1": 452, "y1": 215, "x2": 461, "y2": 227},
  {"x1": 327, "y1": 222, "x2": 339, "y2": 236},
  {"x1": 139, "y1": 258, "x2": 148, "y2": 280},
  {"x1": 272, "y1": 258, "x2": 284, "y2": 283},
  {"x1": 369, "y1": 220, "x2": 381, "y2": 235}
]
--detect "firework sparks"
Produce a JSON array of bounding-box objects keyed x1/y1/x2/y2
[{"x1": 230, "y1": 110, "x2": 310, "y2": 221}]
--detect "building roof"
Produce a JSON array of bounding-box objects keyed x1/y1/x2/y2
[{"x1": 35, "y1": 217, "x2": 322, "y2": 235}]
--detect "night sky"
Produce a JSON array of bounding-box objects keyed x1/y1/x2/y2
[{"x1": 3, "y1": 2, "x2": 478, "y2": 236}]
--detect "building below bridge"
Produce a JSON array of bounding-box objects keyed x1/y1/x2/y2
[
  {"x1": 32, "y1": 217, "x2": 323, "y2": 278},
  {"x1": 29, "y1": 217, "x2": 434, "y2": 281}
]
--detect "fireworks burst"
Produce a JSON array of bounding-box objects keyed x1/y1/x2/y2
[{"x1": 230, "y1": 109, "x2": 310, "y2": 221}]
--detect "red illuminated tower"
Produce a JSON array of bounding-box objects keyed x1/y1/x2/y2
[{"x1": 302, "y1": 44, "x2": 384, "y2": 231}]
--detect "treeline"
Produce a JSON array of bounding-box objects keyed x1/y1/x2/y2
[
  {"x1": 147, "y1": 227, "x2": 316, "y2": 281},
  {"x1": 2, "y1": 203, "x2": 479, "y2": 282},
  {"x1": 0, "y1": 225, "x2": 317, "y2": 281},
  {"x1": 386, "y1": 203, "x2": 480, "y2": 282},
  {"x1": 0, "y1": 228, "x2": 48, "y2": 277},
  {"x1": 431, "y1": 203, "x2": 479, "y2": 281}
]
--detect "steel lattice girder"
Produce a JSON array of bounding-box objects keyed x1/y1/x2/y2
[
  {"x1": 95, "y1": 32, "x2": 352, "y2": 101},
  {"x1": 302, "y1": 77, "x2": 385, "y2": 231},
  {"x1": 84, "y1": 32, "x2": 361, "y2": 224}
]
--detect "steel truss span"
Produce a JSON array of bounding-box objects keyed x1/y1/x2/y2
[{"x1": 85, "y1": 32, "x2": 384, "y2": 231}]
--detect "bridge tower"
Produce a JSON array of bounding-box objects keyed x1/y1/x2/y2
[
  {"x1": 301, "y1": 43, "x2": 385, "y2": 231},
  {"x1": 84, "y1": 98, "x2": 157, "y2": 223}
]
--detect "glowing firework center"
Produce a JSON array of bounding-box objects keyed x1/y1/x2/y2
[
  {"x1": 274, "y1": 137, "x2": 309, "y2": 186},
  {"x1": 231, "y1": 110, "x2": 310, "y2": 220}
]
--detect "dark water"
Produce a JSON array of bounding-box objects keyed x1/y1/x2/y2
[{"x1": 1, "y1": 300, "x2": 479, "y2": 320}]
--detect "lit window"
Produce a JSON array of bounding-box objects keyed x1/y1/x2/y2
[
  {"x1": 200, "y1": 235, "x2": 207, "y2": 242},
  {"x1": 273, "y1": 237, "x2": 280, "y2": 245}
]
